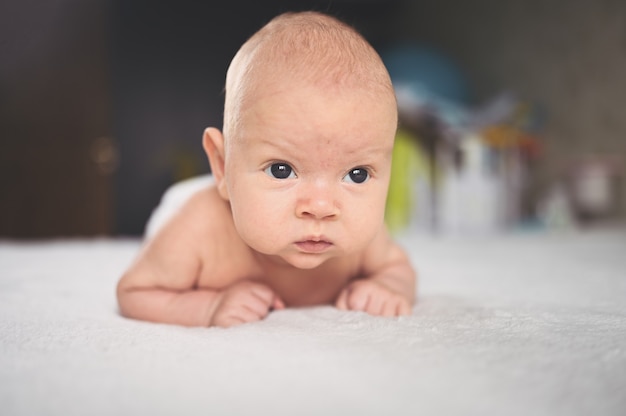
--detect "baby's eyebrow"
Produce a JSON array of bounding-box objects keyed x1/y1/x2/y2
[
  {"x1": 250, "y1": 135, "x2": 290, "y2": 150},
  {"x1": 247, "y1": 135, "x2": 302, "y2": 160}
]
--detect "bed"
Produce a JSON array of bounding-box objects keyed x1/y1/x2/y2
[{"x1": 1, "y1": 227, "x2": 625, "y2": 415}]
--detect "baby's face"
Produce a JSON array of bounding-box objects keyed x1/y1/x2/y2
[{"x1": 223, "y1": 83, "x2": 397, "y2": 269}]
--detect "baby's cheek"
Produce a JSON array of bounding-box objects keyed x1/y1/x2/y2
[
  {"x1": 349, "y1": 209, "x2": 383, "y2": 243},
  {"x1": 233, "y1": 207, "x2": 286, "y2": 252}
]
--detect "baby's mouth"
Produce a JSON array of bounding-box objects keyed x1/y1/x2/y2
[{"x1": 295, "y1": 239, "x2": 333, "y2": 253}]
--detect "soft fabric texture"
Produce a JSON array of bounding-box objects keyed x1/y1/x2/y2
[{"x1": 1, "y1": 226, "x2": 625, "y2": 415}]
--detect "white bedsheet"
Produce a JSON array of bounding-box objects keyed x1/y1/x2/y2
[{"x1": 1, "y1": 229, "x2": 625, "y2": 415}]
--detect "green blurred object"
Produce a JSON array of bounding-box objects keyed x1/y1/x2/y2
[{"x1": 385, "y1": 129, "x2": 430, "y2": 233}]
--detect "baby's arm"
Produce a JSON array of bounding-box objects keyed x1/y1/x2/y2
[
  {"x1": 116, "y1": 189, "x2": 283, "y2": 327},
  {"x1": 335, "y1": 228, "x2": 416, "y2": 317},
  {"x1": 118, "y1": 273, "x2": 283, "y2": 327}
]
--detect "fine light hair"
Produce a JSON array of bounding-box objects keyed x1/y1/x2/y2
[{"x1": 223, "y1": 11, "x2": 396, "y2": 143}]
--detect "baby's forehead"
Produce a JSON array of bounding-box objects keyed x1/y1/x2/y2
[
  {"x1": 237, "y1": 83, "x2": 397, "y2": 143},
  {"x1": 239, "y1": 46, "x2": 396, "y2": 109}
]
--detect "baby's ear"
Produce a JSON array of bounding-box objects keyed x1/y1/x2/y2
[{"x1": 203, "y1": 127, "x2": 229, "y2": 200}]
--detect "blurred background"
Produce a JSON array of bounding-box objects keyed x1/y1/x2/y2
[{"x1": 1, "y1": 0, "x2": 624, "y2": 238}]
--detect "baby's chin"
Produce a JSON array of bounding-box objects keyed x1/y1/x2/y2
[
  {"x1": 283, "y1": 252, "x2": 334, "y2": 270},
  {"x1": 250, "y1": 246, "x2": 334, "y2": 270},
  {"x1": 260, "y1": 251, "x2": 332, "y2": 270}
]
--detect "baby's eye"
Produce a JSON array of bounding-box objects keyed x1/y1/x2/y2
[
  {"x1": 343, "y1": 167, "x2": 369, "y2": 184},
  {"x1": 265, "y1": 163, "x2": 296, "y2": 179}
]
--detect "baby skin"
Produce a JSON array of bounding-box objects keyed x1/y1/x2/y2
[{"x1": 117, "y1": 11, "x2": 416, "y2": 328}]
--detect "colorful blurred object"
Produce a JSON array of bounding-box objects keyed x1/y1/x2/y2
[
  {"x1": 385, "y1": 129, "x2": 431, "y2": 233},
  {"x1": 481, "y1": 125, "x2": 541, "y2": 158},
  {"x1": 383, "y1": 44, "x2": 546, "y2": 234},
  {"x1": 383, "y1": 44, "x2": 471, "y2": 130}
]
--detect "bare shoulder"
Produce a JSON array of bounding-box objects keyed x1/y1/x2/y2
[
  {"x1": 359, "y1": 225, "x2": 412, "y2": 274},
  {"x1": 119, "y1": 185, "x2": 252, "y2": 291},
  {"x1": 166, "y1": 184, "x2": 234, "y2": 240}
]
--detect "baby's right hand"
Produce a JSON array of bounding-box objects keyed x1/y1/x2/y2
[{"x1": 210, "y1": 280, "x2": 284, "y2": 328}]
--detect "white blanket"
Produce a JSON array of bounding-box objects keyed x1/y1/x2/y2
[{"x1": 1, "y1": 229, "x2": 625, "y2": 415}]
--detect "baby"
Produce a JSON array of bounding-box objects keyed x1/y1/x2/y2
[{"x1": 117, "y1": 11, "x2": 417, "y2": 328}]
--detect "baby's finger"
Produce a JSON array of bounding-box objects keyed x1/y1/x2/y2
[
  {"x1": 251, "y1": 287, "x2": 285, "y2": 312},
  {"x1": 272, "y1": 296, "x2": 285, "y2": 310},
  {"x1": 365, "y1": 293, "x2": 384, "y2": 316},
  {"x1": 347, "y1": 290, "x2": 369, "y2": 312},
  {"x1": 335, "y1": 289, "x2": 349, "y2": 310},
  {"x1": 241, "y1": 304, "x2": 269, "y2": 322},
  {"x1": 397, "y1": 299, "x2": 412, "y2": 316},
  {"x1": 249, "y1": 283, "x2": 278, "y2": 306},
  {"x1": 381, "y1": 300, "x2": 398, "y2": 317},
  {"x1": 241, "y1": 293, "x2": 274, "y2": 318},
  {"x1": 214, "y1": 314, "x2": 246, "y2": 328}
]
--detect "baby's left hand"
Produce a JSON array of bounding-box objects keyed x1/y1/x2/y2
[{"x1": 335, "y1": 279, "x2": 412, "y2": 317}]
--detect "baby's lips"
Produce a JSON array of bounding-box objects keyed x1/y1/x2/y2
[{"x1": 295, "y1": 240, "x2": 333, "y2": 253}]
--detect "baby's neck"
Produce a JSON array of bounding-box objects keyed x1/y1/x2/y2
[{"x1": 251, "y1": 250, "x2": 360, "y2": 307}]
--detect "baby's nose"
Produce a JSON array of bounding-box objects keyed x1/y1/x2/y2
[{"x1": 296, "y1": 183, "x2": 339, "y2": 220}]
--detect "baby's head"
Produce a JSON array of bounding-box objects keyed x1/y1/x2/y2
[
  {"x1": 204, "y1": 12, "x2": 398, "y2": 269},
  {"x1": 222, "y1": 11, "x2": 396, "y2": 142}
]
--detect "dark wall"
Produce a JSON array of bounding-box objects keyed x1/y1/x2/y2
[{"x1": 0, "y1": 0, "x2": 114, "y2": 238}]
